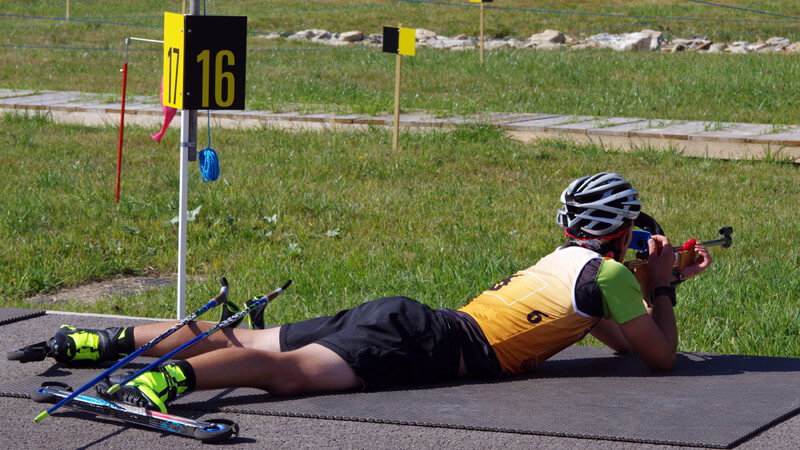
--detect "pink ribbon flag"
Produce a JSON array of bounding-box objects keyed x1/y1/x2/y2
[{"x1": 151, "y1": 81, "x2": 177, "y2": 143}]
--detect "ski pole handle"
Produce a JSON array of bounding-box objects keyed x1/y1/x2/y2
[
  {"x1": 107, "y1": 280, "x2": 291, "y2": 395},
  {"x1": 34, "y1": 278, "x2": 229, "y2": 423}
]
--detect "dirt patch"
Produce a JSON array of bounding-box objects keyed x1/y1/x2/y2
[{"x1": 27, "y1": 275, "x2": 179, "y2": 305}]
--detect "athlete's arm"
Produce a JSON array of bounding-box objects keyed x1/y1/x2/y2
[
  {"x1": 590, "y1": 318, "x2": 634, "y2": 354},
  {"x1": 618, "y1": 235, "x2": 678, "y2": 371},
  {"x1": 588, "y1": 251, "x2": 648, "y2": 356}
]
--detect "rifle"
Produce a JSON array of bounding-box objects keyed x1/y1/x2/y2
[
  {"x1": 624, "y1": 226, "x2": 733, "y2": 271},
  {"x1": 623, "y1": 224, "x2": 732, "y2": 305}
]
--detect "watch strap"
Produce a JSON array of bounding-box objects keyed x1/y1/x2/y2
[{"x1": 652, "y1": 285, "x2": 677, "y2": 306}]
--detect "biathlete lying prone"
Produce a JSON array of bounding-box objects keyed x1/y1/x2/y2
[{"x1": 28, "y1": 172, "x2": 711, "y2": 413}]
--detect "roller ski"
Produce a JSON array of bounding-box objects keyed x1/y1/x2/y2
[
  {"x1": 31, "y1": 381, "x2": 238, "y2": 443},
  {"x1": 17, "y1": 278, "x2": 290, "y2": 441}
]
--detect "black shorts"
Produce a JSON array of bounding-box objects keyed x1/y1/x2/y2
[{"x1": 279, "y1": 297, "x2": 461, "y2": 391}]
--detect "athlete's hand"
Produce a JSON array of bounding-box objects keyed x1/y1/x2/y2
[
  {"x1": 646, "y1": 235, "x2": 674, "y2": 287},
  {"x1": 679, "y1": 243, "x2": 712, "y2": 280}
]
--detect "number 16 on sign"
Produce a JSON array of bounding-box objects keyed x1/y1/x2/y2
[{"x1": 162, "y1": 12, "x2": 246, "y2": 111}]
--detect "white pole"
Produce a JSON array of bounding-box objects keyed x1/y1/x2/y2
[
  {"x1": 175, "y1": 0, "x2": 200, "y2": 320},
  {"x1": 177, "y1": 111, "x2": 190, "y2": 320}
]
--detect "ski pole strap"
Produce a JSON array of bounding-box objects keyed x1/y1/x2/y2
[{"x1": 216, "y1": 280, "x2": 291, "y2": 329}]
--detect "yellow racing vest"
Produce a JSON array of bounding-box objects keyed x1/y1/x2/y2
[{"x1": 460, "y1": 246, "x2": 608, "y2": 374}]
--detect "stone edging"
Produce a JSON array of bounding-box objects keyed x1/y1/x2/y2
[
  {"x1": 258, "y1": 28, "x2": 800, "y2": 54},
  {"x1": 1, "y1": 89, "x2": 798, "y2": 163}
]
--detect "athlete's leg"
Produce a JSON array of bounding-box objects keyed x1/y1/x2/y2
[
  {"x1": 132, "y1": 321, "x2": 281, "y2": 358},
  {"x1": 97, "y1": 342, "x2": 360, "y2": 410},
  {"x1": 186, "y1": 343, "x2": 360, "y2": 395}
]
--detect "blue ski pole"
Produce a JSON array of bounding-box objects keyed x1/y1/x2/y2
[
  {"x1": 106, "y1": 280, "x2": 291, "y2": 395},
  {"x1": 34, "y1": 277, "x2": 230, "y2": 423}
]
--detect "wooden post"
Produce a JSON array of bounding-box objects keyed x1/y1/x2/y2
[
  {"x1": 182, "y1": 0, "x2": 186, "y2": 14},
  {"x1": 392, "y1": 24, "x2": 403, "y2": 152},
  {"x1": 479, "y1": 2, "x2": 485, "y2": 64},
  {"x1": 392, "y1": 53, "x2": 402, "y2": 151},
  {"x1": 66, "y1": 0, "x2": 70, "y2": 20}
]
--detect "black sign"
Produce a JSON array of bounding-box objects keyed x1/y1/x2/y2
[{"x1": 183, "y1": 15, "x2": 247, "y2": 110}]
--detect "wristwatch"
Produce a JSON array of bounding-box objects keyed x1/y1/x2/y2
[{"x1": 652, "y1": 285, "x2": 677, "y2": 306}]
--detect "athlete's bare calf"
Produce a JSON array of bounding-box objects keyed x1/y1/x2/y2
[{"x1": 131, "y1": 321, "x2": 359, "y2": 394}]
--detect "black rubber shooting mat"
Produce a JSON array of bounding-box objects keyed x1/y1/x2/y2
[
  {"x1": 174, "y1": 349, "x2": 800, "y2": 448},
  {"x1": 2, "y1": 313, "x2": 800, "y2": 448},
  {"x1": 0, "y1": 308, "x2": 45, "y2": 326}
]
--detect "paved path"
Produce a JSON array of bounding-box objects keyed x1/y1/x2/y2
[
  {"x1": 1, "y1": 311, "x2": 799, "y2": 449},
  {"x1": 1, "y1": 89, "x2": 799, "y2": 163}
]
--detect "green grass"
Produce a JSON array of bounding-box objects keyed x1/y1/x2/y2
[
  {"x1": 2, "y1": 40, "x2": 799, "y2": 125},
  {"x1": 0, "y1": 0, "x2": 800, "y2": 124},
  {"x1": 2, "y1": 0, "x2": 800, "y2": 41},
  {"x1": 1, "y1": 112, "x2": 798, "y2": 358},
  {"x1": 1, "y1": 0, "x2": 799, "y2": 360},
  {"x1": 1, "y1": 1, "x2": 800, "y2": 124}
]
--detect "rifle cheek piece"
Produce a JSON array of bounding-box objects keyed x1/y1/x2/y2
[{"x1": 634, "y1": 212, "x2": 665, "y2": 236}]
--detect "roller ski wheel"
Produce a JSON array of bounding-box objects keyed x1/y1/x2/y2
[
  {"x1": 7, "y1": 341, "x2": 50, "y2": 363},
  {"x1": 193, "y1": 418, "x2": 240, "y2": 443},
  {"x1": 31, "y1": 383, "x2": 239, "y2": 443},
  {"x1": 31, "y1": 382, "x2": 72, "y2": 403}
]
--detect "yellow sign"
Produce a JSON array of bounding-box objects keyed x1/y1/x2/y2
[
  {"x1": 161, "y1": 12, "x2": 247, "y2": 110},
  {"x1": 398, "y1": 27, "x2": 416, "y2": 57},
  {"x1": 382, "y1": 26, "x2": 416, "y2": 57},
  {"x1": 163, "y1": 12, "x2": 185, "y2": 109}
]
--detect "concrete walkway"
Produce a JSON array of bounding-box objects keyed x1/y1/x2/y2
[
  {"x1": 2, "y1": 89, "x2": 799, "y2": 163},
  {"x1": 2, "y1": 311, "x2": 799, "y2": 449}
]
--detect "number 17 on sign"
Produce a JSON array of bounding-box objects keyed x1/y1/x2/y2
[{"x1": 163, "y1": 12, "x2": 185, "y2": 109}]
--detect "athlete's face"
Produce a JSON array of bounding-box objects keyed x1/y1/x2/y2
[{"x1": 617, "y1": 228, "x2": 633, "y2": 262}]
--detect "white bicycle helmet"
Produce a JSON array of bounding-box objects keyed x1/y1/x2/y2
[{"x1": 556, "y1": 172, "x2": 641, "y2": 237}]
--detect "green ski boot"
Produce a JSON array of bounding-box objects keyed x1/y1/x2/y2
[
  {"x1": 97, "y1": 361, "x2": 195, "y2": 413},
  {"x1": 49, "y1": 325, "x2": 132, "y2": 363}
]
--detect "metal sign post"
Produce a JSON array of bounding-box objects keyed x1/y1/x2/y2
[
  {"x1": 177, "y1": 112, "x2": 191, "y2": 320},
  {"x1": 180, "y1": 0, "x2": 199, "y2": 320},
  {"x1": 162, "y1": 3, "x2": 247, "y2": 319}
]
